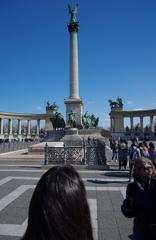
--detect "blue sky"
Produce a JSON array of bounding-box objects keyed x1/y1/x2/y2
[{"x1": 0, "y1": 0, "x2": 156, "y2": 128}]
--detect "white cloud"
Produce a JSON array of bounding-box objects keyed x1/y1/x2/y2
[
  {"x1": 36, "y1": 106, "x2": 42, "y2": 111},
  {"x1": 126, "y1": 100, "x2": 134, "y2": 105},
  {"x1": 99, "y1": 114, "x2": 110, "y2": 128},
  {"x1": 133, "y1": 108, "x2": 144, "y2": 111},
  {"x1": 85, "y1": 100, "x2": 95, "y2": 105}
]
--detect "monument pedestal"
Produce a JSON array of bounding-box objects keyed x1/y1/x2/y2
[
  {"x1": 61, "y1": 127, "x2": 83, "y2": 146},
  {"x1": 64, "y1": 98, "x2": 83, "y2": 128}
]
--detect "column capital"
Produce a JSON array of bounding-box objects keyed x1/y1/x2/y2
[{"x1": 68, "y1": 22, "x2": 79, "y2": 32}]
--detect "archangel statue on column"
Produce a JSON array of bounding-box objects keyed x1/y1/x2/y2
[{"x1": 68, "y1": 4, "x2": 78, "y2": 23}]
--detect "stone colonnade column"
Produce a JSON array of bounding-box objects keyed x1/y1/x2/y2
[
  {"x1": 27, "y1": 120, "x2": 31, "y2": 138},
  {"x1": 36, "y1": 120, "x2": 40, "y2": 137},
  {"x1": 150, "y1": 116, "x2": 154, "y2": 132},
  {"x1": 8, "y1": 119, "x2": 13, "y2": 141},
  {"x1": 140, "y1": 116, "x2": 143, "y2": 132},
  {"x1": 0, "y1": 118, "x2": 4, "y2": 138},
  {"x1": 130, "y1": 117, "x2": 134, "y2": 131},
  {"x1": 110, "y1": 117, "x2": 114, "y2": 132},
  {"x1": 18, "y1": 119, "x2": 22, "y2": 140},
  {"x1": 110, "y1": 117, "x2": 113, "y2": 131}
]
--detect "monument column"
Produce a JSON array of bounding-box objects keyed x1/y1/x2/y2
[{"x1": 64, "y1": 4, "x2": 83, "y2": 128}]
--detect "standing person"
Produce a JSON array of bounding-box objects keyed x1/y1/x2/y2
[
  {"x1": 121, "y1": 158, "x2": 156, "y2": 240},
  {"x1": 142, "y1": 141, "x2": 149, "y2": 158},
  {"x1": 21, "y1": 165, "x2": 93, "y2": 240},
  {"x1": 148, "y1": 142, "x2": 156, "y2": 169},
  {"x1": 128, "y1": 138, "x2": 139, "y2": 182},
  {"x1": 109, "y1": 135, "x2": 114, "y2": 149},
  {"x1": 111, "y1": 139, "x2": 118, "y2": 161},
  {"x1": 117, "y1": 139, "x2": 128, "y2": 170}
]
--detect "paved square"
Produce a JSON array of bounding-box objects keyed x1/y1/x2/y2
[{"x1": 0, "y1": 166, "x2": 133, "y2": 240}]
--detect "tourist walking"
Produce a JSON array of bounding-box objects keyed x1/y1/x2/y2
[
  {"x1": 111, "y1": 139, "x2": 118, "y2": 161},
  {"x1": 117, "y1": 139, "x2": 128, "y2": 170},
  {"x1": 148, "y1": 142, "x2": 156, "y2": 169},
  {"x1": 142, "y1": 141, "x2": 149, "y2": 158},
  {"x1": 128, "y1": 138, "x2": 139, "y2": 182},
  {"x1": 121, "y1": 157, "x2": 156, "y2": 240},
  {"x1": 21, "y1": 165, "x2": 94, "y2": 240}
]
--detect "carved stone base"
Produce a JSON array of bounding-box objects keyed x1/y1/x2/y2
[
  {"x1": 61, "y1": 128, "x2": 83, "y2": 147},
  {"x1": 64, "y1": 98, "x2": 83, "y2": 128}
]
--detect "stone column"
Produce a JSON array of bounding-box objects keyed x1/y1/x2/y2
[
  {"x1": 8, "y1": 119, "x2": 13, "y2": 141},
  {"x1": 64, "y1": 5, "x2": 83, "y2": 128},
  {"x1": 18, "y1": 119, "x2": 22, "y2": 141},
  {"x1": 110, "y1": 117, "x2": 113, "y2": 131},
  {"x1": 130, "y1": 117, "x2": 134, "y2": 131},
  {"x1": 36, "y1": 119, "x2": 40, "y2": 138},
  {"x1": 140, "y1": 116, "x2": 143, "y2": 132},
  {"x1": 0, "y1": 118, "x2": 4, "y2": 139},
  {"x1": 150, "y1": 116, "x2": 154, "y2": 132},
  {"x1": 69, "y1": 29, "x2": 79, "y2": 98},
  {"x1": 27, "y1": 120, "x2": 31, "y2": 139}
]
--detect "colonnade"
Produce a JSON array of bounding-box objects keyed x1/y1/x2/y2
[
  {"x1": 0, "y1": 112, "x2": 49, "y2": 141},
  {"x1": 109, "y1": 109, "x2": 156, "y2": 137},
  {"x1": 0, "y1": 118, "x2": 42, "y2": 141},
  {"x1": 129, "y1": 116, "x2": 155, "y2": 132}
]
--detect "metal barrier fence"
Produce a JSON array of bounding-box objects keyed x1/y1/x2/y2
[
  {"x1": 0, "y1": 141, "x2": 37, "y2": 153},
  {"x1": 44, "y1": 140, "x2": 107, "y2": 166}
]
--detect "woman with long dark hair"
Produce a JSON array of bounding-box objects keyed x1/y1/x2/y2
[{"x1": 21, "y1": 165, "x2": 93, "y2": 240}]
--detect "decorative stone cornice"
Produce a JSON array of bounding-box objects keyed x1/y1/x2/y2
[
  {"x1": 110, "y1": 109, "x2": 156, "y2": 117},
  {"x1": 64, "y1": 98, "x2": 83, "y2": 105},
  {"x1": 0, "y1": 112, "x2": 53, "y2": 120}
]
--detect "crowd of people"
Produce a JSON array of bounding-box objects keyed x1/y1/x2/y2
[
  {"x1": 109, "y1": 136, "x2": 156, "y2": 182},
  {"x1": 109, "y1": 136, "x2": 156, "y2": 239}
]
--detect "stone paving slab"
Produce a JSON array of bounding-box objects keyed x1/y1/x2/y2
[{"x1": 0, "y1": 152, "x2": 133, "y2": 240}]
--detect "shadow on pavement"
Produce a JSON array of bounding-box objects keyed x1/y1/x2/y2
[
  {"x1": 87, "y1": 179, "x2": 129, "y2": 184},
  {"x1": 101, "y1": 171, "x2": 129, "y2": 178}
]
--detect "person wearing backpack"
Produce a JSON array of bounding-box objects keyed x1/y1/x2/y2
[
  {"x1": 121, "y1": 157, "x2": 156, "y2": 240},
  {"x1": 128, "y1": 139, "x2": 139, "y2": 182}
]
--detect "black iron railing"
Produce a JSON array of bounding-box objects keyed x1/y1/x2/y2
[{"x1": 44, "y1": 139, "x2": 107, "y2": 166}]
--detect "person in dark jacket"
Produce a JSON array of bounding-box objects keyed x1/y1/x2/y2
[
  {"x1": 121, "y1": 157, "x2": 156, "y2": 240},
  {"x1": 148, "y1": 142, "x2": 156, "y2": 169}
]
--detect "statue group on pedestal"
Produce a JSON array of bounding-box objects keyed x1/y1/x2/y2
[
  {"x1": 109, "y1": 97, "x2": 123, "y2": 109},
  {"x1": 46, "y1": 102, "x2": 99, "y2": 130},
  {"x1": 67, "y1": 110, "x2": 77, "y2": 128},
  {"x1": 46, "y1": 101, "x2": 58, "y2": 111},
  {"x1": 82, "y1": 112, "x2": 99, "y2": 129}
]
